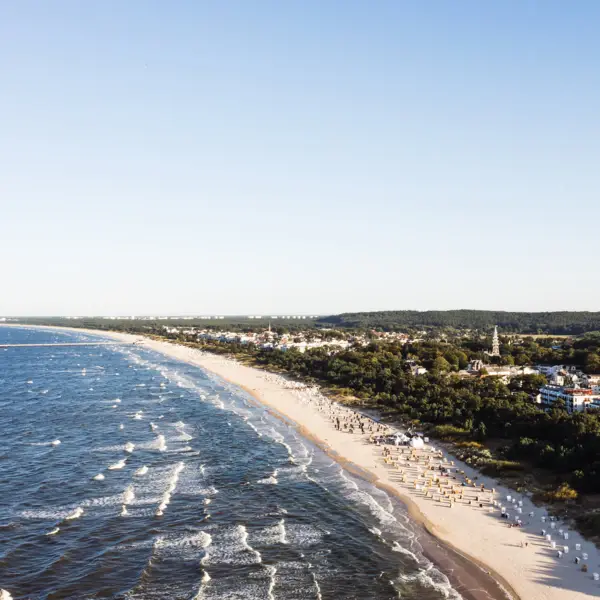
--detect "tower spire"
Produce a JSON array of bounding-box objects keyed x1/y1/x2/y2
[{"x1": 491, "y1": 326, "x2": 500, "y2": 357}]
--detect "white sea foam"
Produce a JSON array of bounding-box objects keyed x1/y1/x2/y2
[
  {"x1": 81, "y1": 494, "x2": 123, "y2": 509},
  {"x1": 119, "y1": 424, "x2": 125, "y2": 430},
  {"x1": 135, "y1": 465, "x2": 149, "y2": 476},
  {"x1": 150, "y1": 422, "x2": 158, "y2": 431},
  {"x1": 200, "y1": 532, "x2": 213, "y2": 565},
  {"x1": 65, "y1": 507, "x2": 84, "y2": 520},
  {"x1": 268, "y1": 429, "x2": 294, "y2": 458},
  {"x1": 204, "y1": 525, "x2": 262, "y2": 566},
  {"x1": 152, "y1": 531, "x2": 212, "y2": 563},
  {"x1": 392, "y1": 541, "x2": 420, "y2": 563},
  {"x1": 120, "y1": 505, "x2": 128, "y2": 516},
  {"x1": 397, "y1": 566, "x2": 462, "y2": 599},
  {"x1": 354, "y1": 489, "x2": 397, "y2": 527},
  {"x1": 258, "y1": 469, "x2": 279, "y2": 485},
  {"x1": 108, "y1": 459, "x2": 127, "y2": 470},
  {"x1": 30, "y1": 440, "x2": 61, "y2": 447},
  {"x1": 155, "y1": 434, "x2": 167, "y2": 452},
  {"x1": 124, "y1": 442, "x2": 135, "y2": 453},
  {"x1": 0, "y1": 589, "x2": 14, "y2": 600},
  {"x1": 46, "y1": 527, "x2": 60, "y2": 536},
  {"x1": 248, "y1": 518, "x2": 289, "y2": 548},
  {"x1": 266, "y1": 565, "x2": 276, "y2": 600},
  {"x1": 339, "y1": 469, "x2": 398, "y2": 528},
  {"x1": 93, "y1": 473, "x2": 105, "y2": 481},
  {"x1": 240, "y1": 525, "x2": 262, "y2": 562},
  {"x1": 156, "y1": 462, "x2": 184, "y2": 516},
  {"x1": 133, "y1": 411, "x2": 143, "y2": 420},
  {"x1": 278, "y1": 518, "x2": 288, "y2": 544},
  {"x1": 339, "y1": 469, "x2": 359, "y2": 490},
  {"x1": 93, "y1": 444, "x2": 126, "y2": 452},
  {"x1": 247, "y1": 421, "x2": 262, "y2": 437},
  {"x1": 312, "y1": 572, "x2": 323, "y2": 600},
  {"x1": 174, "y1": 423, "x2": 193, "y2": 441},
  {"x1": 284, "y1": 524, "x2": 324, "y2": 547},
  {"x1": 123, "y1": 486, "x2": 135, "y2": 505}
]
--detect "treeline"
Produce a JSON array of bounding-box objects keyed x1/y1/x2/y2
[
  {"x1": 13, "y1": 317, "x2": 316, "y2": 334},
  {"x1": 318, "y1": 310, "x2": 600, "y2": 334},
  {"x1": 412, "y1": 334, "x2": 600, "y2": 374}
]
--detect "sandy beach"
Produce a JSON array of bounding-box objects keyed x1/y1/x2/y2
[{"x1": 9, "y1": 325, "x2": 600, "y2": 600}]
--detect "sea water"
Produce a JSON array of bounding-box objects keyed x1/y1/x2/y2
[{"x1": 0, "y1": 326, "x2": 461, "y2": 599}]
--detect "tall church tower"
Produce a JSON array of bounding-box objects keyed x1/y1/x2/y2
[{"x1": 491, "y1": 326, "x2": 500, "y2": 357}]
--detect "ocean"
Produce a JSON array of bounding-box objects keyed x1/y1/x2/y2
[{"x1": 0, "y1": 326, "x2": 462, "y2": 599}]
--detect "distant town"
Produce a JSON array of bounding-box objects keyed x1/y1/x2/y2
[
  {"x1": 4, "y1": 312, "x2": 600, "y2": 416},
  {"x1": 151, "y1": 321, "x2": 600, "y2": 415}
]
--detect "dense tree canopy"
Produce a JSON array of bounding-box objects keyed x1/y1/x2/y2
[{"x1": 318, "y1": 310, "x2": 600, "y2": 335}]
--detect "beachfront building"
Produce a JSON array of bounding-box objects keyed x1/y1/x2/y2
[
  {"x1": 535, "y1": 364, "x2": 600, "y2": 388},
  {"x1": 539, "y1": 384, "x2": 600, "y2": 413}
]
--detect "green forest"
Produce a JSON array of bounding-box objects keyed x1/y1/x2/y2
[{"x1": 318, "y1": 310, "x2": 600, "y2": 334}]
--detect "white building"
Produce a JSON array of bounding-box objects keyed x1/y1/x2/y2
[{"x1": 539, "y1": 385, "x2": 600, "y2": 413}]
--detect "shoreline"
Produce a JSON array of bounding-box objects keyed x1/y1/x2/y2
[
  {"x1": 216, "y1": 369, "x2": 517, "y2": 600},
  {"x1": 5, "y1": 324, "x2": 600, "y2": 599}
]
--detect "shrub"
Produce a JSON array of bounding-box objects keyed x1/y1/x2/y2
[
  {"x1": 455, "y1": 441, "x2": 484, "y2": 449},
  {"x1": 545, "y1": 483, "x2": 578, "y2": 502},
  {"x1": 432, "y1": 424, "x2": 469, "y2": 440},
  {"x1": 480, "y1": 460, "x2": 525, "y2": 475}
]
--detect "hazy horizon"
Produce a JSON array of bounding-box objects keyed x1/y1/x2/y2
[
  {"x1": 3, "y1": 2, "x2": 599, "y2": 316},
  {"x1": 5, "y1": 307, "x2": 600, "y2": 319}
]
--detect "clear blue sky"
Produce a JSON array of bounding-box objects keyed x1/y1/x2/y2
[{"x1": 2, "y1": 1, "x2": 599, "y2": 316}]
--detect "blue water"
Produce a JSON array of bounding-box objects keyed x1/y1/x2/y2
[{"x1": 0, "y1": 326, "x2": 462, "y2": 599}]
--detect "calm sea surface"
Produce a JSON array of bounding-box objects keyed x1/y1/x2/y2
[{"x1": 0, "y1": 326, "x2": 462, "y2": 599}]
